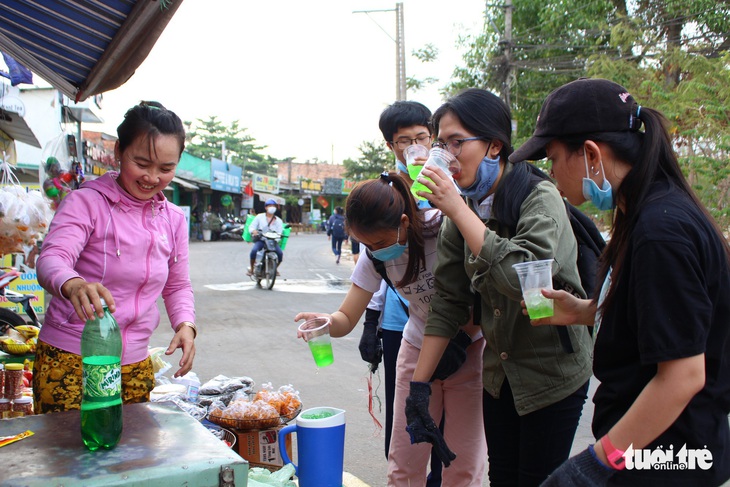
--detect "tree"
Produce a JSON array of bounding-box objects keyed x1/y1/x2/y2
[
  {"x1": 407, "y1": 44, "x2": 439, "y2": 92},
  {"x1": 343, "y1": 140, "x2": 395, "y2": 180},
  {"x1": 446, "y1": 0, "x2": 729, "y2": 228},
  {"x1": 184, "y1": 116, "x2": 277, "y2": 176}
]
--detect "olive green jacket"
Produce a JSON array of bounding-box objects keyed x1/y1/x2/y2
[{"x1": 425, "y1": 168, "x2": 593, "y2": 415}]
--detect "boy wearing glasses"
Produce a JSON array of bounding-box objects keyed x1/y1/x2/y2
[{"x1": 358, "y1": 101, "x2": 444, "y2": 486}]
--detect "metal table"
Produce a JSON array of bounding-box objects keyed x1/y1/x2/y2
[{"x1": 0, "y1": 401, "x2": 248, "y2": 486}]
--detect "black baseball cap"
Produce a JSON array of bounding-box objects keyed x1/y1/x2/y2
[{"x1": 509, "y1": 78, "x2": 639, "y2": 162}]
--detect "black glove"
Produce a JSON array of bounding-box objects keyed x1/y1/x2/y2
[
  {"x1": 405, "y1": 381, "x2": 456, "y2": 467},
  {"x1": 540, "y1": 445, "x2": 615, "y2": 486},
  {"x1": 359, "y1": 311, "x2": 383, "y2": 373},
  {"x1": 430, "y1": 330, "x2": 472, "y2": 381}
]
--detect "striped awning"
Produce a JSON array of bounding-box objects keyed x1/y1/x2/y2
[{"x1": 0, "y1": 0, "x2": 184, "y2": 102}]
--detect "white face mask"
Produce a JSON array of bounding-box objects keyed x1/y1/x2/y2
[{"x1": 266, "y1": 207, "x2": 276, "y2": 215}]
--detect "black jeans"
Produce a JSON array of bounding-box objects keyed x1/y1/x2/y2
[{"x1": 483, "y1": 378, "x2": 589, "y2": 487}]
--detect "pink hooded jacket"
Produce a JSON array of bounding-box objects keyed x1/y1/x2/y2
[{"x1": 37, "y1": 172, "x2": 195, "y2": 365}]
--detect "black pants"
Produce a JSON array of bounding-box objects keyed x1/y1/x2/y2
[{"x1": 483, "y1": 378, "x2": 589, "y2": 487}]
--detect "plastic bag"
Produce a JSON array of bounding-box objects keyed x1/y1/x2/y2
[
  {"x1": 247, "y1": 465, "x2": 296, "y2": 487},
  {"x1": 0, "y1": 159, "x2": 53, "y2": 255},
  {"x1": 38, "y1": 132, "x2": 85, "y2": 209}
]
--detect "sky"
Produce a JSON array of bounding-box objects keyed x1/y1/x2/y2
[{"x1": 96, "y1": 0, "x2": 486, "y2": 164}]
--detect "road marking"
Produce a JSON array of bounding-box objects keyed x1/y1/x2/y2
[{"x1": 206, "y1": 278, "x2": 351, "y2": 294}]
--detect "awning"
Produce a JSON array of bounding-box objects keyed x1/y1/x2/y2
[
  {"x1": 0, "y1": 109, "x2": 40, "y2": 147},
  {"x1": 172, "y1": 176, "x2": 198, "y2": 190},
  {"x1": 255, "y1": 192, "x2": 286, "y2": 205},
  {"x1": 0, "y1": 0, "x2": 184, "y2": 102}
]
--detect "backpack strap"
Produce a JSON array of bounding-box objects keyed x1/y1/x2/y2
[{"x1": 366, "y1": 250, "x2": 409, "y2": 317}]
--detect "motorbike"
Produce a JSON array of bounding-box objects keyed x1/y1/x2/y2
[
  {"x1": 0, "y1": 268, "x2": 42, "y2": 335},
  {"x1": 250, "y1": 231, "x2": 282, "y2": 290},
  {"x1": 219, "y1": 216, "x2": 244, "y2": 241}
]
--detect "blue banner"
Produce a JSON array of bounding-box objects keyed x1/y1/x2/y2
[{"x1": 210, "y1": 158, "x2": 242, "y2": 193}]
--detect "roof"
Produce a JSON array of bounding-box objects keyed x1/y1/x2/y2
[{"x1": 0, "y1": 0, "x2": 184, "y2": 102}]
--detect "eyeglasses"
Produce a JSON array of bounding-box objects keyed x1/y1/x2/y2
[
  {"x1": 432, "y1": 137, "x2": 485, "y2": 157},
  {"x1": 391, "y1": 134, "x2": 431, "y2": 150}
]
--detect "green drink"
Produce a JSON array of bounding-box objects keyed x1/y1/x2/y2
[
  {"x1": 301, "y1": 411, "x2": 335, "y2": 420},
  {"x1": 408, "y1": 163, "x2": 430, "y2": 200},
  {"x1": 81, "y1": 355, "x2": 123, "y2": 450},
  {"x1": 81, "y1": 301, "x2": 123, "y2": 451},
  {"x1": 308, "y1": 340, "x2": 334, "y2": 367},
  {"x1": 523, "y1": 288, "x2": 554, "y2": 319}
]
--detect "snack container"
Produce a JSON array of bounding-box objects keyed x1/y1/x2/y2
[
  {"x1": 12, "y1": 396, "x2": 33, "y2": 416},
  {"x1": 4, "y1": 363, "x2": 23, "y2": 399}
]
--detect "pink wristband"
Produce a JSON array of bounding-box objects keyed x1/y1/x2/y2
[{"x1": 600, "y1": 435, "x2": 626, "y2": 470}]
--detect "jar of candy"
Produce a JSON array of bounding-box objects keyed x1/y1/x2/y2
[
  {"x1": 12, "y1": 396, "x2": 33, "y2": 416},
  {"x1": 0, "y1": 398, "x2": 10, "y2": 418},
  {"x1": 4, "y1": 363, "x2": 24, "y2": 400}
]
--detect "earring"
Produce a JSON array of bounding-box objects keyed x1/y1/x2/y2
[{"x1": 591, "y1": 166, "x2": 600, "y2": 176}]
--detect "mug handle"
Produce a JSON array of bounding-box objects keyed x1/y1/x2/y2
[{"x1": 278, "y1": 424, "x2": 298, "y2": 474}]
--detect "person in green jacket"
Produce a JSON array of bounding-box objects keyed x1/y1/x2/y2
[{"x1": 405, "y1": 88, "x2": 593, "y2": 487}]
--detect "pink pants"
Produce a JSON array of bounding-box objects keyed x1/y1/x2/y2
[{"x1": 386, "y1": 338, "x2": 487, "y2": 486}]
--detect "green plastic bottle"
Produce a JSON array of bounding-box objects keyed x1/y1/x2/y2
[{"x1": 81, "y1": 299, "x2": 123, "y2": 451}]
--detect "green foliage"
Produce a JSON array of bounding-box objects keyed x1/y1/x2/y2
[
  {"x1": 343, "y1": 140, "x2": 395, "y2": 180},
  {"x1": 408, "y1": 44, "x2": 440, "y2": 94},
  {"x1": 447, "y1": 0, "x2": 729, "y2": 230},
  {"x1": 184, "y1": 116, "x2": 277, "y2": 177}
]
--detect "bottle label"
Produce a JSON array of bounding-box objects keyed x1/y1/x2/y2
[{"x1": 82, "y1": 356, "x2": 122, "y2": 400}]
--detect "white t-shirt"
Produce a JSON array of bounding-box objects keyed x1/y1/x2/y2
[
  {"x1": 351, "y1": 209, "x2": 440, "y2": 349},
  {"x1": 250, "y1": 213, "x2": 283, "y2": 234}
]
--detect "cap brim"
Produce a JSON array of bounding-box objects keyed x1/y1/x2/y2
[{"x1": 509, "y1": 135, "x2": 554, "y2": 162}]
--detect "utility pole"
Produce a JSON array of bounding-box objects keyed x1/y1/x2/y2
[
  {"x1": 353, "y1": 2, "x2": 407, "y2": 101},
  {"x1": 395, "y1": 3, "x2": 406, "y2": 101},
  {"x1": 503, "y1": 0, "x2": 513, "y2": 108}
]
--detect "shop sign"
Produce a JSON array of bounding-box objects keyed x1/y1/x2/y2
[
  {"x1": 210, "y1": 158, "x2": 242, "y2": 194},
  {"x1": 0, "y1": 95, "x2": 25, "y2": 117},
  {"x1": 300, "y1": 179, "x2": 322, "y2": 193},
  {"x1": 343, "y1": 179, "x2": 357, "y2": 194},
  {"x1": 323, "y1": 178, "x2": 342, "y2": 195},
  {"x1": 252, "y1": 172, "x2": 279, "y2": 193}
]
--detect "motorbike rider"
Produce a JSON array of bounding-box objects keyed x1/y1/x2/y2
[{"x1": 247, "y1": 199, "x2": 284, "y2": 276}]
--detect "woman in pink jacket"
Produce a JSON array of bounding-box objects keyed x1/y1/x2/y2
[{"x1": 34, "y1": 101, "x2": 197, "y2": 414}]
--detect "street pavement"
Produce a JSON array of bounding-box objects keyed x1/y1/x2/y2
[{"x1": 151, "y1": 231, "x2": 598, "y2": 487}]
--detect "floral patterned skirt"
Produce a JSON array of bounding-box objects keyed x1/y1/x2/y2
[{"x1": 33, "y1": 340, "x2": 154, "y2": 414}]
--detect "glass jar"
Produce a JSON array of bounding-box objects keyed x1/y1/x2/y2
[
  {"x1": 0, "y1": 398, "x2": 11, "y2": 418},
  {"x1": 4, "y1": 363, "x2": 24, "y2": 400},
  {"x1": 12, "y1": 396, "x2": 33, "y2": 416}
]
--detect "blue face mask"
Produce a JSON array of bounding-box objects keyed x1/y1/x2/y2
[
  {"x1": 396, "y1": 160, "x2": 408, "y2": 175},
  {"x1": 582, "y1": 151, "x2": 614, "y2": 211},
  {"x1": 459, "y1": 154, "x2": 501, "y2": 201},
  {"x1": 370, "y1": 226, "x2": 408, "y2": 261}
]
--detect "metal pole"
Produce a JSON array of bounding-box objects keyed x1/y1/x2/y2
[
  {"x1": 353, "y1": 4, "x2": 406, "y2": 101},
  {"x1": 503, "y1": 0, "x2": 512, "y2": 108},
  {"x1": 396, "y1": 2, "x2": 406, "y2": 100}
]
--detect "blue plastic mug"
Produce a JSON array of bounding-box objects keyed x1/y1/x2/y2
[{"x1": 279, "y1": 407, "x2": 346, "y2": 487}]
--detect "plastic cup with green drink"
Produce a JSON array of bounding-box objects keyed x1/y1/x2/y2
[
  {"x1": 512, "y1": 259, "x2": 555, "y2": 319},
  {"x1": 408, "y1": 147, "x2": 461, "y2": 200},
  {"x1": 404, "y1": 144, "x2": 430, "y2": 200},
  {"x1": 298, "y1": 317, "x2": 334, "y2": 367}
]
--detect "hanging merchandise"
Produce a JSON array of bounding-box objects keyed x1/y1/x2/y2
[
  {"x1": 0, "y1": 153, "x2": 54, "y2": 256},
  {"x1": 39, "y1": 132, "x2": 85, "y2": 209}
]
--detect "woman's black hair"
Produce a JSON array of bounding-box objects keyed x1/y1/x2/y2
[
  {"x1": 116, "y1": 101, "x2": 186, "y2": 156},
  {"x1": 560, "y1": 107, "x2": 730, "y2": 307},
  {"x1": 432, "y1": 88, "x2": 513, "y2": 162},
  {"x1": 433, "y1": 88, "x2": 533, "y2": 228},
  {"x1": 345, "y1": 172, "x2": 440, "y2": 287}
]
